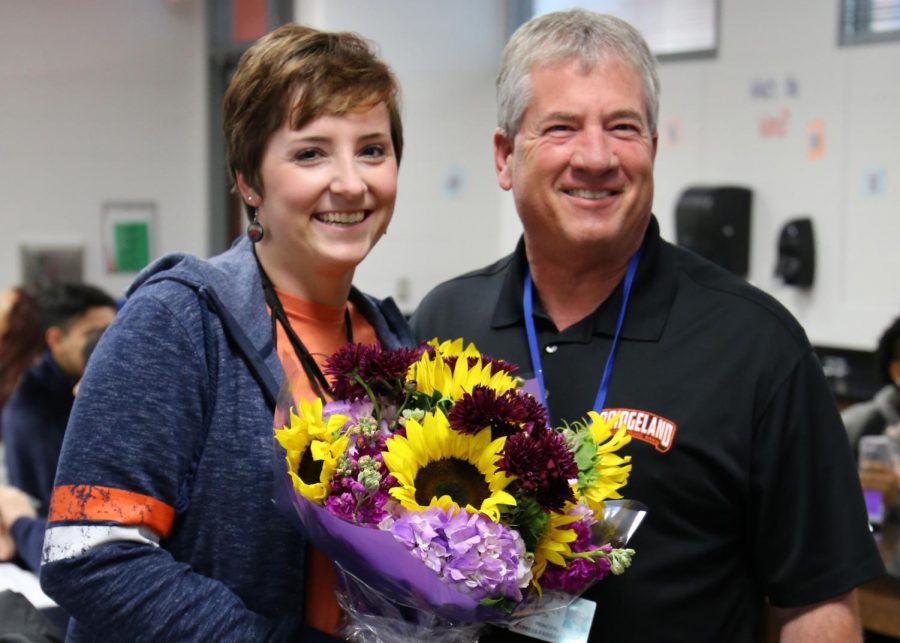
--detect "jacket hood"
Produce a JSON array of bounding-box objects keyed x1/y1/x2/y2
[
  {"x1": 128, "y1": 236, "x2": 265, "y2": 329},
  {"x1": 126, "y1": 236, "x2": 413, "y2": 408}
]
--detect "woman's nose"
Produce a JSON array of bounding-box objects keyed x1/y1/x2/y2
[{"x1": 330, "y1": 159, "x2": 367, "y2": 197}]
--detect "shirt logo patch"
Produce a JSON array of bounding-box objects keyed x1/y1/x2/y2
[{"x1": 599, "y1": 408, "x2": 677, "y2": 453}]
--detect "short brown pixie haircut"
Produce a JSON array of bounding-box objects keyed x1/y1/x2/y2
[{"x1": 224, "y1": 24, "x2": 403, "y2": 220}]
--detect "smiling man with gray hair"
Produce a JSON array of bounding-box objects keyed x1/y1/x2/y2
[{"x1": 412, "y1": 9, "x2": 883, "y2": 642}]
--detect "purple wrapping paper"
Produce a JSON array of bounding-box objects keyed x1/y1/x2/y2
[
  {"x1": 272, "y1": 437, "x2": 648, "y2": 625},
  {"x1": 272, "y1": 439, "x2": 509, "y2": 623}
]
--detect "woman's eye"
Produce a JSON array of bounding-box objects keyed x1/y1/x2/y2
[
  {"x1": 360, "y1": 144, "x2": 386, "y2": 159},
  {"x1": 294, "y1": 148, "x2": 323, "y2": 162}
]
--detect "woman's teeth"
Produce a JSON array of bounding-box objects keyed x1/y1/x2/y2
[{"x1": 316, "y1": 211, "x2": 366, "y2": 224}]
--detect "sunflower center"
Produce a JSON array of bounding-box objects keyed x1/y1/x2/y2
[
  {"x1": 413, "y1": 457, "x2": 490, "y2": 508},
  {"x1": 298, "y1": 446, "x2": 323, "y2": 485}
]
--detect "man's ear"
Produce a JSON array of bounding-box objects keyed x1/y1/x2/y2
[
  {"x1": 493, "y1": 128, "x2": 514, "y2": 192},
  {"x1": 45, "y1": 326, "x2": 63, "y2": 352}
]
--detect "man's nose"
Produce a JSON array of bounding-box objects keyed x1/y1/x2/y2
[{"x1": 570, "y1": 130, "x2": 619, "y2": 172}]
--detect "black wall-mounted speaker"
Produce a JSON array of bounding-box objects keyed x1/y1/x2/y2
[
  {"x1": 775, "y1": 218, "x2": 815, "y2": 288},
  {"x1": 675, "y1": 186, "x2": 752, "y2": 277}
]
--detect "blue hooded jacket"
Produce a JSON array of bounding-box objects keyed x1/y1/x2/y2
[{"x1": 40, "y1": 236, "x2": 413, "y2": 642}]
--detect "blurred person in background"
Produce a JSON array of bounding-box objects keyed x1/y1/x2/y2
[
  {"x1": 0, "y1": 325, "x2": 108, "y2": 572},
  {"x1": 38, "y1": 23, "x2": 411, "y2": 642},
  {"x1": 1, "y1": 283, "x2": 116, "y2": 512},
  {"x1": 0, "y1": 287, "x2": 45, "y2": 423},
  {"x1": 0, "y1": 286, "x2": 47, "y2": 488},
  {"x1": 842, "y1": 316, "x2": 900, "y2": 451}
]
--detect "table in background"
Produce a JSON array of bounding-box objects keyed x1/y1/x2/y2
[{"x1": 859, "y1": 519, "x2": 900, "y2": 639}]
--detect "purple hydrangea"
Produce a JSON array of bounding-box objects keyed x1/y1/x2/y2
[{"x1": 383, "y1": 506, "x2": 533, "y2": 602}]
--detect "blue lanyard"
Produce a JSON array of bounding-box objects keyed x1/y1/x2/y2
[{"x1": 523, "y1": 246, "x2": 642, "y2": 416}]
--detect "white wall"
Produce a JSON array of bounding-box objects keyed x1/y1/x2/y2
[
  {"x1": 2, "y1": 0, "x2": 897, "y2": 349},
  {"x1": 652, "y1": 0, "x2": 900, "y2": 348},
  {"x1": 301, "y1": 0, "x2": 900, "y2": 348},
  {"x1": 0, "y1": 0, "x2": 206, "y2": 299}
]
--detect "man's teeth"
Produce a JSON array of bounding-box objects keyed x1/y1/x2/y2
[
  {"x1": 566, "y1": 189, "x2": 613, "y2": 199},
  {"x1": 316, "y1": 211, "x2": 366, "y2": 224}
]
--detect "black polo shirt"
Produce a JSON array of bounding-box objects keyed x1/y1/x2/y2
[{"x1": 411, "y1": 216, "x2": 884, "y2": 642}]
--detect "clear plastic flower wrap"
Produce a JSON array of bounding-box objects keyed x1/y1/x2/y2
[{"x1": 272, "y1": 339, "x2": 646, "y2": 641}]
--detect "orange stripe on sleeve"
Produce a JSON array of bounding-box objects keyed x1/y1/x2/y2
[{"x1": 48, "y1": 484, "x2": 176, "y2": 539}]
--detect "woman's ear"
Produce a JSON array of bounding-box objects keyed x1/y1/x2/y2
[{"x1": 235, "y1": 172, "x2": 257, "y2": 206}]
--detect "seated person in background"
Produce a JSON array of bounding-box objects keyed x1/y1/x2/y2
[
  {"x1": 0, "y1": 287, "x2": 45, "y2": 424},
  {"x1": 842, "y1": 316, "x2": 900, "y2": 451},
  {"x1": 0, "y1": 326, "x2": 108, "y2": 570},
  {"x1": 0, "y1": 286, "x2": 46, "y2": 487},
  {"x1": 1, "y1": 283, "x2": 115, "y2": 512}
]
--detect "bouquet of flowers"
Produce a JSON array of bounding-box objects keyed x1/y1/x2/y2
[{"x1": 273, "y1": 339, "x2": 642, "y2": 641}]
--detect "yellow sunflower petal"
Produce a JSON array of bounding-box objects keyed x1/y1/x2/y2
[
  {"x1": 531, "y1": 510, "x2": 582, "y2": 587},
  {"x1": 382, "y1": 410, "x2": 516, "y2": 519},
  {"x1": 578, "y1": 411, "x2": 633, "y2": 515},
  {"x1": 276, "y1": 399, "x2": 349, "y2": 505}
]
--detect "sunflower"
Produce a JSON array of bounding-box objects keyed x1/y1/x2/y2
[
  {"x1": 576, "y1": 411, "x2": 632, "y2": 515},
  {"x1": 428, "y1": 337, "x2": 480, "y2": 359},
  {"x1": 531, "y1": 508, "x2": 581, "y2": 587},
  {"x1": 382, "y1": 409, "x2": 516, "y2": 521},
  {"x1": 407, "y1": 345, "x2": 519, "y2": 402},
  {"x1": 274, "y1": 397, "x2": 349, "y2": 503},
  {"x1": 428, "y1": 338, "x2": 518, "y2": 375}
]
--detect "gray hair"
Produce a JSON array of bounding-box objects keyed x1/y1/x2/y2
[{"x1": 496, "y1": 9, "x2": 660, "y2": 137}]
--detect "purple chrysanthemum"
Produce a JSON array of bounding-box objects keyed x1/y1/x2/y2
[
  {"x1": 362, "y1": 346, "x2": 423, "y2": 382},
  {"x1": 448, "y1": 386, "x2": 548, "y2": 438},
  {"x1": 383, "y1": 506, "x2": 532, "y2": 602},
  {"x1": 327, "y1": 344, "x2": 423, "y2": 402},
  {"x1": 326, "y1": 343, "x2": 379, "y2": 399},
  {"x1": 496, "y1": 430, "x2": 577, "y2": 511}
]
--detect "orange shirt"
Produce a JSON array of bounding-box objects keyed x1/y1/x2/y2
[
  {"x1": 274, "y1": 289, "x2": 379, "y2": 406},
  {"x1": 272, "y1": 289, "x2": 378, "y2": 636}
]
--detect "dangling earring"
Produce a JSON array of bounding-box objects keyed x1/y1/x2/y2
[
  {"x1": 245, "y1": 194, "x2": 263, "y2": 243},
  {"x1": 247, "y1": 211, "x2": 264, "y2": 243}
]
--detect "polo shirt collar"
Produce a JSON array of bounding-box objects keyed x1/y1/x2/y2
[{"x1": 491, "y1": 215, "x2": 675, "y2": 342}]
